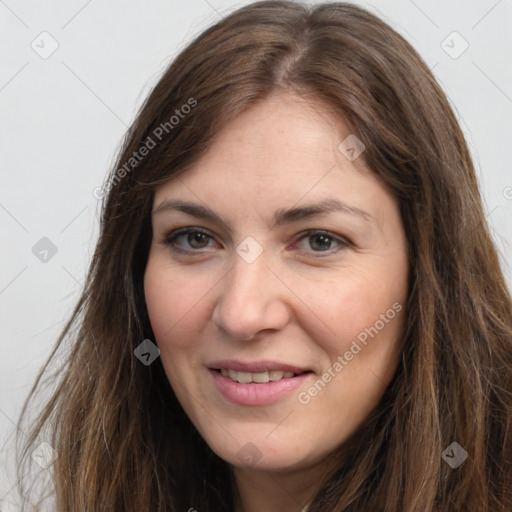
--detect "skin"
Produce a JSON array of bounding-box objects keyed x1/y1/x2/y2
[{"x1": 144, "y1": 91, "x2": 409, "y2": 512}]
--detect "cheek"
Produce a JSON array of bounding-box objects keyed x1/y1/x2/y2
[
  {"x1": 143, "y1": 261, "x2": 211, "y2": 349},
  {"x1": 296, "y1": 267, "x2": 406, "y2": 353}
]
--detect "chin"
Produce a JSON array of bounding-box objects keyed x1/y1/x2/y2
[{"x1": 205, "y1": 432, "x2": 321, "y2": 472}]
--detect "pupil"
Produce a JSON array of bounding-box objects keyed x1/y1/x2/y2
[
  {"x1": 189, "y1": 232, "x2": 208, "y2": 248},
  {"x1": 311, "y1": 235, "x2": 332, "y2": 251}
]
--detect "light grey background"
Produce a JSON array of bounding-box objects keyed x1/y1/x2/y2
[{"x1": 1, "y1": 0, "x2": 511, "y2": 507}]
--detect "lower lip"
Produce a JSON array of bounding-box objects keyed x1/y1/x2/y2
[{"x1": 209, "y1": 369, "x2": 312, "y2": 406}]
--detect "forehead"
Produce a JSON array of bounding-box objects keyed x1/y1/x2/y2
[{"x1": 154, "y1": 92, "x2": 382, "y2": 205}]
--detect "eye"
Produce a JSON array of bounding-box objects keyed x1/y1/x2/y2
[
  {"x1": 292, "y1": 230, "x2": 350, "y2": 255},
  {"x1": 162, "y1": 227, "x2": 217, "y2": 253},
  {"x1": 161, "y1": 227, "x2": 350, "y2": 257}
]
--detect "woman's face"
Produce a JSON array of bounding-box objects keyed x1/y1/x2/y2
[{"x1": 144, "y1": 92, "x2": 409, "y2": 472}]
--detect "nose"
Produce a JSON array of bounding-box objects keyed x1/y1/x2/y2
[{"x1": 211, "y1": 253, "x2": 291, "y2": 341}]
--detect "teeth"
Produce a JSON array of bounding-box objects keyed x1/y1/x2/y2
[
  {"x1": 219, "y1": 369, "x2": 298, "y2": 383},
  {"x1": 252, "y1": 372, "x2": 270, "y2": 383},
  {"x1": 237, "y1": 371, "x2": 252, "y2": 384},
  {"x1": 269, "y1": 370, "x2": 284, "y2": 381}
]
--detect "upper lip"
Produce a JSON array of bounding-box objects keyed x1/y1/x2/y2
[{"x1": 208, "y1": 359, "x2": 310, "y2": 374}]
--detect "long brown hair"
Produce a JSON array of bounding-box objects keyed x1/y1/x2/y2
[{"x1": 16, "y1": 1, "x2": 512, "y2": 510}]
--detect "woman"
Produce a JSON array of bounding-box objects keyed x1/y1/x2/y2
[{"x1": 17, "y1": 1, "x2": 512, "y2": 511}]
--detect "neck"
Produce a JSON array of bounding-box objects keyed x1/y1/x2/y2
[{"x1": 232, "y1": 462, "x2": 326, "y2": 512}]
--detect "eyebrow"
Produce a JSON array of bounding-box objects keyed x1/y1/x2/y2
[{"x1": 152, "y1": 198, "x2": 372, "y2": 231}]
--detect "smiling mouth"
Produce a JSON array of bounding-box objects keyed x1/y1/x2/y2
[{"x1": 212, "y1": 368, "x2": 312, "y2": 383}]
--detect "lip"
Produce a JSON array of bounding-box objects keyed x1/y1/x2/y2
[
  {"x1": 208, "y1": 359, "x2": 309, "y2": 374},
  {"x1": 208, "y1": 364, "x2": 313, "y2": 406}
]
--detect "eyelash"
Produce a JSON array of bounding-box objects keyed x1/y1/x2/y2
[{"x1": 161, "y1": 227, "x2": 351, "y2": 257}]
